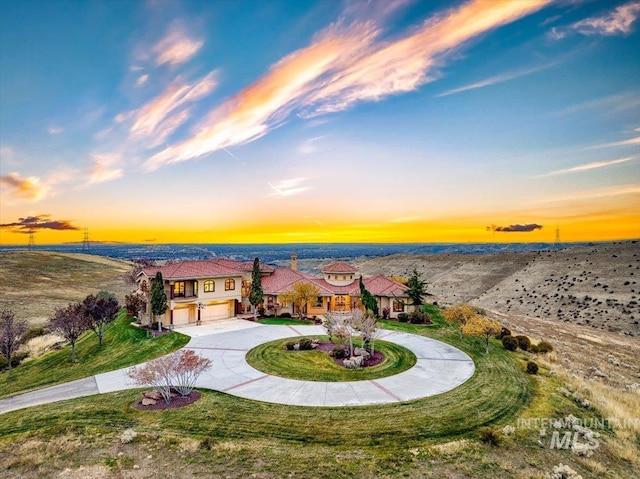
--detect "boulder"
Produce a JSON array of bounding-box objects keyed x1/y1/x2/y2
[
  {"x1": 143, "y1": 390, "x2": 163, "y2": 401},
  {"x1": 141, "y1": 398, "x2": 157, "y2": 406}
]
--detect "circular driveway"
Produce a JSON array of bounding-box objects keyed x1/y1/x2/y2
[{"x1": 164, "y1": 321, "x2": 475, "y2": 407}]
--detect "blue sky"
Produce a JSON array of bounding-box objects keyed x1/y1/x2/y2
[{"x1": 0, "y1": 0, "x2": 638, "y2": 244}]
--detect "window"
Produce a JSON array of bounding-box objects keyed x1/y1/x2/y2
[
  {"x1": 173, "y1": 282, "x2": 185, "y2": 298},
  {"x1": 315, "y1": 296, "x2": 323, "y2": 308},
  {"x1": 393, "y1": 300, "x2": 404, "y2": 312},
  {"x1": 342, "y1": 275, "x2": 346, "y2": 280},
  {"x1": 225, "y1": 278, "x2": 236, "y2": 291},
  {"x1": 193, "y1": 281, "x2": 198, "y2": 296},
  {"x1": 204, "y1": 280, "x2": 215, "y2": 293},
  {"x1": 241, "y1": 280, "x2": 251, "y2": 296}
]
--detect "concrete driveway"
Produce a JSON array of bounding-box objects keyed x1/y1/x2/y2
[{"x1": 0, "y1": 320, "x2": 474, "y2": 413}]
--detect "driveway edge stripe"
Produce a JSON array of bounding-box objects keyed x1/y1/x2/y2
[
  {"x1": 224, "y1": 374, "x2": 270, "y2": 392},
  {"x1": 369, "y1": 380, "x2": 402, "y2": 401}
]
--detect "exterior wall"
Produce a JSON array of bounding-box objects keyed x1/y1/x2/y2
[
  {"x1": 192, "y1": 275, "x2": 242, "y2": 303},
  {"x1": 322, "y1": 273, "x2": 356, "y2": 286}
]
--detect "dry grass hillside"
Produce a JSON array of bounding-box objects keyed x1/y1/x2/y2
[
  {"x1": 0, "y1": 251, "x2": 133, "y2": 326},
  {"x1": 357, "y1": 241, "x2": 640, "y2": 390}
]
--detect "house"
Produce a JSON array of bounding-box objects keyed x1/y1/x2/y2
[{"x1": 136, "y1": 255, "x2": 409, "y2": 327}]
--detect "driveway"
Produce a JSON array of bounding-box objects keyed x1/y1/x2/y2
[{"x1": 0, "y1": 320, "x2": 474, "y2": 413}]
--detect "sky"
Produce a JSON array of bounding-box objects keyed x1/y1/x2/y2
[{"x1": 0, "y1": 0, "x2": 639, "y2": 245}]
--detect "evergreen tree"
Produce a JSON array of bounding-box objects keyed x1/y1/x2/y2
[
  {"x1": 249, "y1": 257, "x2": 264, "y2": 318},
  {"x1": 359, "y1": 276, "x2": 379, "y2": 316},
  {"x1": 406, "y1": 268, "x2": 429, "y2": 307},
  {"x1": 151, "y1": 271, "x2": 168, "y2": 331}
]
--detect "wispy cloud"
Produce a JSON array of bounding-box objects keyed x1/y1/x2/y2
[
  {"x1": 88, "y1": 153, "x2": 123, "y2": 184},
  {"x1": 541, "y1": 156, "x2": 636, "y2": 176},
  {"x1": 535, "y1": 185, "x2": 640, "y2": 204},
  {"x1": 487, "y1": 223, "x2": 543, "y2": 233},
  {"x1": 587, "y1": 136, "x2": 640, "y2": 150},
  {"x1": 267, "y1": 177, "x2": 311, "y2": 197},
  {"x1": 552, "y1": 91, "x2": 640, "y2": 117},
  {"x1": 129, "y1": 71, "x2": 217, "y2": 142},
  {"x1": 298, "y1": 135, "x2": 327, "y2": 154},
  {"x1": 573, "y1": 1, "x2": 640, "y2": 36},
  {"x1": 143, "y1": 0, "x2": 551, "y2": 171},
  {"x1": 390, "y1": 216, "x2": 421, "y2": 224},
  {"x1": 0, "y1": 172, "x2": 49, "y2": 201},
  {"x1": 0, "y1": 214, "x2": 80, "y2": 233},
  {"x1": 47, "y1": 126, "x2": 64, "y2": 135},
  {"x1": 436, "y1": 63, "x2": 553, "y2": 97},
  {"x1": 153, "y1": 22, "x2": 204, "y2": 66},
  {"x1": 136, "y1": 74, "x2": 149, "y2": 87}
]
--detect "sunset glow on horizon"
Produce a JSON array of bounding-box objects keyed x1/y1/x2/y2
[{"x1": 1, "y1": 0, "x2": 639, "y2": 245}]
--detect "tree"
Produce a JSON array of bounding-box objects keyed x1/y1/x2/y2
[
  {"x1": 359, "y1": 276, "x2": 379, "y2": 316},
  {"x1": 151, "y1": 271, "x2": 168, "y2": 331},
  {"x1": 280, "y1": 282, "x2": 320, "y2": 319},
  {"x1": 352, "y1": 308, "x2": 379, "y2": 354},
  {"x1": 125, "y1": 291, "x2": 146, "y2": 318},
  {"x1": 406, "y1": 268, "x2": 429, "y2": 307},
  {"x1": 127, "y1": 349, "x2": 212, "y2": 403},
  {"x1": 49, "y1": 302, "x2": 90, "y2": 362},
  {"x1": 249, "y1": 257, "x2": 263, "y2": 319},
  {"x1": 462, "y1": 314, "x2": 501, "y2": 354},
  {"x1": 443, "y1": 303, "x2": 478, "y2": 339},
  {"x1": 0, "y1": 310, "x2": 28, "y2": 378},
  {"x1": 82, "y1": 291, "x2": 120, "y2": 346}
]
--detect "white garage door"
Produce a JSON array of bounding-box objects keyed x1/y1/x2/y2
[
  {"x1": 201, "y1": 303, "x2": 231, "y2": 321},
  {"x1": 172, "y1": 308, "x2": 191, "y2": 325}
]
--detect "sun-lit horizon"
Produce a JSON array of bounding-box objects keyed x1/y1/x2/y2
[{"x1": 1, "y1": 0, "x2": 639, "y2": 246}]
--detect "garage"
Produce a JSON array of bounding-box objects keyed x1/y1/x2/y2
[
  {"x1": 172, "y1": 307, "x2": 192, "y2": 326},
  {"x1": 201, "y1": 302, "x2": 232, "y2": 321}
]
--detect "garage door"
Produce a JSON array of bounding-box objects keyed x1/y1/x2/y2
[
  {"x1": 201, "y1": 303, "x2": 231, "y2": 321},
  {"x1": 172, "y1": 308, "x2": 191, "y2": 325}
]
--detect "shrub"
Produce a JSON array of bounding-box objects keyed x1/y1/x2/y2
[
  {"x1": 495, "y1": 326, "x2": 511, "y2": 339},
  {"x1": 502, "y1": 335, "x2": 518, "y2": 352},
  {"x1": 526, "y1": 361, "x2": 539, "y2": 375},
  {"x1": 279, "y1": 312, "x2": 292, "y2": 319},
  {"x1": 397, "y1": 313, "x2": 409, "y2": 322},
  {"x1": 0, "y1": 350, "x2": 28, "y2": 370},
  {"x1": 331, "y1": 346, "x2": 348, "y2": 359},
  {"x1": 257, "y1": 307, "x2": 265, "y2": 317},
  {"x1": 22, "y1": 327, "x2": 46, "y2": 343},
  {"x1": 408, "y1": 311, "x2": 432, "y2": 324},
  {"x1": 515, "y1": 335, "x2": 531, "y2": 351},
  {"x1": 534, "y1": 341, "x2": 554, "y2": 354},
  {"x1": 120, "y1": 428, "x2": 138, "y2": 444},
  {"x1": 298, "y1": 338, "x2": 313, "y2": 350},
  {"x1": 285, "y1": 341, "x2": 296, "y2": 351},
  {"x1": 478, "y1": 427, "x2": 500, "y2": 446}
]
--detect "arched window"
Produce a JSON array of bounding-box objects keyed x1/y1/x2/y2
[
  {"x1": 225, "y1": 278, "x2": 235, "y2": 291},
  {"x1": 204, "y1": 280, "x2": 215, "y2": 293},
  {"x1": 393, "y1": 300, "x2": 404, "y2": 312}
]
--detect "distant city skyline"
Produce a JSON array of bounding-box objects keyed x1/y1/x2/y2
[{"x1": 1, "y1": 0, "x2": 639, "y2": 244}]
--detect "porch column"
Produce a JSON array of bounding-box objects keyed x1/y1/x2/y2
[{"x1": 170, "y1": 309, "x2": 174, "y2": 325}]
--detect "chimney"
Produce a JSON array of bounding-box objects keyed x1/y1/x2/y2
[{"x1": 291, "y1": 253, "x2": 298, "y2": 270}]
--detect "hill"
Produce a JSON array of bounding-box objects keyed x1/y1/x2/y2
[{"x1": 0, "y1": 251, "x2": 133, "y2": 326}]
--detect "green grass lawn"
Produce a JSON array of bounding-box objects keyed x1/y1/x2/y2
[
  {"x1": 257, "y1": 317, "x2": 316, "y2": 325},
  {"x1": 0, "y1": 312, "x2": 189, "y2": 398},
  {"x1": 246, "y1": 336, "x2": 417, "y2": 381}
]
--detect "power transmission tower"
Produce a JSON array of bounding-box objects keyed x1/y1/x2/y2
[
  {"x1": 82, "y1": 227, "x2": 91, "y2": 253},
  {"x1": 27, "y1": 229, "x2": 35, "y2": 250},
  {"x1": 554, "y1": 226, "x2": 561, "y2": 250}
]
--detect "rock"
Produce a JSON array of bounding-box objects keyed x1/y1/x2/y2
[
  {"x1": 344, "y1": 356, "x2": 363, "y2": 369},
  {"x1": 143, "y1": 390, "x2": 163, "y2": 401},
  {"x1": 141, "y1": 398, "x2": 156, "y2": 406}
]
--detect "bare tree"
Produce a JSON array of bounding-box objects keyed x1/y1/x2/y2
[
  {"x1": 127, "y1": 349, "x2": 212, "y2": 403},
  {"x1": 353, "y1": 309, "x2": 379, "y2": 354},
  {"x1": 49, "y1": 303, "x2": 90, "y2": 363},
  {"x1": 0, "y1": 310, "x2": 28, "y2": 378}
]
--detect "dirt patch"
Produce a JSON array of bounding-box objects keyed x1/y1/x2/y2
[
  {"x1": 132, "y1": 391, "x2": 201, "y2": 411},
  {"x1": 313, "y1": 342, "x2": 384, "y2": 368}
]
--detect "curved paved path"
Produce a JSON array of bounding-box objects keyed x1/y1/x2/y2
[{"x1": 0, "y1": 320, "x2": 474, "y2": 413}]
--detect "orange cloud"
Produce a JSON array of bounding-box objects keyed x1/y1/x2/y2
[
  {"x1": 153, "y1": 22, "x2": 204, "y2": 66},
  {"x1": 0, "y1": 172, "x2": 48, "y2": 201},
  {"x1": 88, "y1": 153, "x2": 123, "y2": 184},
  {"x1": 144, "y1": 0, "x2": 551, "y2": 171}
]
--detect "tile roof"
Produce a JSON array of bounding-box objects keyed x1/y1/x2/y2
[
  {"x1": 142, "y1": 259, "x2": 246, "y2": 280},
  {"x1": 321, "y1": 261, "x2": 358, "y2": 273}
]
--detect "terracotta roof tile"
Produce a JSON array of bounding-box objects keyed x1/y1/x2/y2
[{"x1": 321, "y1": 261, "x2": 358, "y2": 273}]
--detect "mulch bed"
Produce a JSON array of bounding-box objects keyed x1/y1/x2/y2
[
  {"x1": 313, "y1": 342, "x2": 385, "y2": 368},
  {"x1": 132, "y1": 390, "x2": 201, "y2": 410}
]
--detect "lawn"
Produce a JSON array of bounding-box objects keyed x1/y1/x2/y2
[
  {"x1": 0, "y1": 311, "x2": 190, "y2": 398},
  {"x1": 246, "y1": 336, "x2": 417, "y2": 381}
]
